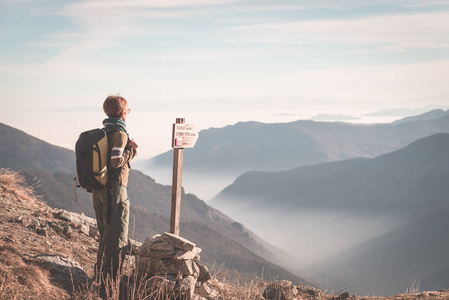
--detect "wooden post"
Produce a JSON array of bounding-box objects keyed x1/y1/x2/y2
[{"x1": 170, "y1": 118, "x2": 185, "y2": 235}]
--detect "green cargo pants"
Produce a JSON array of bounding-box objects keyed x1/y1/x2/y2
[{"x1": 92, "y1": 183, "x2": 129, "y2": 281}]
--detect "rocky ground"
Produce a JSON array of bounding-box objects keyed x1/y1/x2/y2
[{"x1": 1, "y1": 169, "x2": 449, "y2": 300}]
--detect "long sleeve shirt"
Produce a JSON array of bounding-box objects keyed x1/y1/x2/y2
[{"x1": 108, "y1": 130, "x2": 137, "y2": 187}]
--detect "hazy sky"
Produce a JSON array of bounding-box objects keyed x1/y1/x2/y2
[{"x1": 1, "y1": 0, "x2": 449, "y2": 157}]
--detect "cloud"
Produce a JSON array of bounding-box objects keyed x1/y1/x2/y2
[
  {"x1": 134, "y1": 59, "x2": 449, "y2": 103},
  {"x1": 66, "y1": 0, "x2": 240, "y2": 9},
  {"x1": 224, "y1": 11, "x2": 449, "y2": 49}
]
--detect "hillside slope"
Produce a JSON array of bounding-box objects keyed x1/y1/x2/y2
[
  {"x1": 392, "y1": 108, "x2": 449, "y2": 124},
  {"x1": 143, "y1": 113, "x2": 449, "y2": 175},
  {"x1": 0, "y1": 123, "x2": 75, "y2": 173},
  {"x1": 212, "y1": 133, "x2": 449, "y2": 215},
  {"x1": 2, "y1": 169, "x2": 449, "y2": 299},
  {"x1": 0, "y1": 123, "x2": 303, "y2": 283},
  {"x1": 0, "y1": 170, "x2": 302, "y2": 298},
  {"x1": 138, "y1": 112, "x2": 449, "y2": 199},
  {"x1": 210, "y1": 133, "x2": 449, "y2": 295},
  {"x1": 313, "y1": 203, "x2": 449, "y2": 296}
]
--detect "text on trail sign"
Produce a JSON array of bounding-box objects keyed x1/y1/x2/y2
[{"x1": 172, "y1": 123, "x2": 199, "y2": 148}]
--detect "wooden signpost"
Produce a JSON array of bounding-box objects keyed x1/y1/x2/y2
[{"x1": 170, "y1": 118, "x2": 199, "y2": 235}]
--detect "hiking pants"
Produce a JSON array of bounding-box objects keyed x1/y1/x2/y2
[{"x1": 92, "y1": 183, "x2": 129, "y2": 281}]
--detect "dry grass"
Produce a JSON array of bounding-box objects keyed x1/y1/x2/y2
[
  {"x1": 405, "y1": 279, "x2": 420, "y2": 294},
  {"x1": 0, "y1": 246, "x2": 64, "y2": 299},
  {"x1": 212, "y1": 272, "x2": 266, "y2": 299},
  {"x1": 75, "y1": 254, "x2": 187, "y2": 300},
  {"x1": 0, "y1": 168, "x2": 37, "y2": 202},
  {"x1": 2, "y1": 169, "x2": 449, "y2": 300}
]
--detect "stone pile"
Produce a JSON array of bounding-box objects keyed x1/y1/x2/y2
[
  {"x1": 262, "y1": 281, "x2": 324, "y2": 300},
  {"x1": 138, "y1": 232, "x2": 214, "y2": 299}
]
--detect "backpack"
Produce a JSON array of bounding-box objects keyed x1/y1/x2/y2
[{"x1": 74, "y1": 128, "x2": 109, "y2": 193}]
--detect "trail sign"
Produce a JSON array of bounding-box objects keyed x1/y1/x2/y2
[
  {"x1": 172, "y1": 120, "x2": 198, "y2": 148},
  {"x1": 170, "y1": 118, "x2": 199, "y2": 236}
]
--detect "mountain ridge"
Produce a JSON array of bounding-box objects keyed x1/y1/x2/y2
[
  {"x1": 210, "y1": 133, "x2": 449, "y2": 295},
  {"x1": 138, "y1": 111, "x2": 449, "y2": 200},
  {"x1": 0, "y1": 121, "x2": 304, "y2": 283},
  {"x1": 211, "y1": 133, "x2": 449, "y2": 214}
]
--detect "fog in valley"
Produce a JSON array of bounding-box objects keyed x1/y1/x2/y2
[{"x1": 135, "y1": 112, "x2": 449, "y2": 296}]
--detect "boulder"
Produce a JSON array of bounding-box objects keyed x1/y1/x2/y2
[
  {"x1": 138, "y1": 257, "x2": 198, "y2": 278},
  {"x1": 151, "y1": 240, "x2": 175, "y2": 251},
  {"x1": 160, "y1": 232, "x2": 196, "y2": 251},
  {"x1": 196, "y1": 263, "x2": 211, "y2": 283},
  {"x1": 139, "y1": 234, "x2": 162, "y2": 256},
  {"x1": 128, "y1": 238, "x2": 142, "y2": 255},
  {"x1": 146, "y1": 275, "x2": 176, "y2": 292},
  {"x1": 179, "y1": 275, "x2": 197, "y2": 300},
  {"x1": 35, "y1": 255, "x2": 89, "y2": 293},
  {"x1": 263, "y1": 285, "x2": 286, "y2": 300},
  {"x1": 176, "y1": 247, "x2": 202, "y2": 260},
  {"x1": 195, "y1": 282, "x2": 220, "y2": 300},
  {"x1": 79, "y1": 224, "x2": 90, "y2": 236}
]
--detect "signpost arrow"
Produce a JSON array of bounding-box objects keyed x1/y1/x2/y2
[{"x1": 170, "y1": 118, "x2": 199, "y2": 236}]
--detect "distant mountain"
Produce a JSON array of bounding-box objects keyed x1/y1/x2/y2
[
  {"x1": 210, "y1": 133, "x2": 449, "y2": 295},
  {"x1": 313, "y1": 204, "x2": 449, "y2": 296},
  {"x1": 211, "y1": 133, "x2": 449, "y2": 215},
  {"x1": 309, "y1": 114, "x2": 360, "y2": 121},
  {"x1": 0, "y1": 122, "x2": 303, "y2": 283},
  {"x1": 0, "y1": 123, "x2": 75, "y2": 173},
  {"x1": 365, "y1": 106, "x2": 443, "y2": 117},
  {"x1": 138, "y1": 113, "x2": 449, "y2": 199},
  {"x1": 393, "y1": 109, "x2": 449, "y2": 124}
]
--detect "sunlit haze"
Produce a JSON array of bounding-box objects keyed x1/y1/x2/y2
[{"x1": 2, "y1": 0, "x2": 449, "y2": 158}]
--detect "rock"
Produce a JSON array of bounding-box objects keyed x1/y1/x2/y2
[
  {"x1": 263, "y1": 285, "x2": 286, "y2": 300},
  {"x1": 127, "y1": 238, "x2": 142, "y2": 255},
  {"x1": 196, "y1": 263, "x2": 211, "y2": 283},
  {"x1": 176, "y1": 247, "x2": 202, "y2": 260},
  {"x1": 263, "y1": 281, "x2": 302, "y2": 300},
  {"x1": 69, "y1": 222, "x2": 79, "y2": 229},
  {"x1": 48, "y1": 222, "x2": 64, "y2": 235},
  {"x1": 138, "y1": 257, "x2": 197, "y2": 278},
  {"x1": 139, "y1": 234, "x2": 162, "y2": 257},
  {"x1": 3, "y1": 236, "x2": 15, "y2": 243},
  {"x1": 35, "y1": 254, "x2": 82, "y2": 269},
  {"x1": 179, "y1": 275, "x2": 197, "y2": 300},
  {"x1": 196, "y1": 282, "x2": 220, "y2": 300},
  {"x1": 36, "y1": 228, "x2": 47, "y2": 236},
  {"x1": 35, "y1": 255, "x2": 89, "y2": 292},
  {"x1": 79, "y1": 224, "x2": 90, "y2": 236},
  {"x1": 337, "y1": 292, "x2": 350, "y2": 300},
  {"x1": 297, "y1": 285, "x2": 323, "y2": 298},
  {"x1": 148, "y1": 250, "x2": 177, "y2": 259},
  {"x1": 151, "y1": 240, "x2": 175, "y2": 251},
  {"x1": 144, "y1": 247, "x2": 202, "y2": 260},
  {"x1": 160, "y1": 232, "x2": 196, "y2": 251},
  {"x1": 89, "y1": 225, "x2": 99, "y2": 238},
  {"x1": 192, "y1": 261, "x2": 200, "y2": 278},
  {"x1": 146, "y1": 275, "x2": 176, "y2": 293},
  {"x1": 178, "y1": 259, "x2": 198, "y2": 277},
  {"x1": 208, "y1": 278, "x2": 224, "y2": 290},
  {"x1": 196, "y1": 282, "x2": 211, "y2": 294},
  {"x1": 278, "y1": 280, "x2": 292, "y2": 288},
  {"x1": 63, "y1": 224, "x2": 72, "y2": 239},
  {"x1": 55, "y1": 210, "x2": 96, "y2": 227},
  {"x1": 291, "y1": 285, "x2": 298, "y2": 296}
]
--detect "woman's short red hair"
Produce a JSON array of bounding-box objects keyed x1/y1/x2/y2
[{"x1": 103, "y1": 95, "x2": 128, "y2": 118}]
